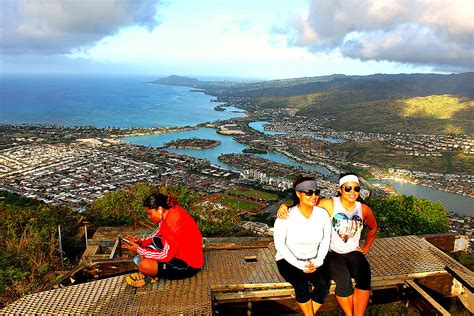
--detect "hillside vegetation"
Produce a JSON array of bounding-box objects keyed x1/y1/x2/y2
[
  {"x1": 257, "y1": 93, "x2": 323, "y2": 109},
  {"x1": 0, "y1": 192, "x2": 83, "y2": 308},
  {"x1": 155, "y1": 72, "x2": 474, "y2": 135},
  {"x1": 402, "y1": 95, "x2": 473, "y2": 120},
  {"x1": 257, "y1": 93, "x2": 474, "y2": 134},
  {"x1": 333, "y1": 141, "x2": 474, "y2": 174}
]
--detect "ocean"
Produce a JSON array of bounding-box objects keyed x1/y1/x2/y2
[
  {"x1": 0, "y1": 74, "x2": 243, "y2": 127},
  {"x1": 1, "y1": 74, "x2": 472, "y2": 216}
]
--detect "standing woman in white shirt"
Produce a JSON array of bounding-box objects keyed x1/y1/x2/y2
[{"x1": 274, "y1": 176, "x2": 332, "y2": 316}]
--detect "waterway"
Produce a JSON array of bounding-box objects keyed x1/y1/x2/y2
[
  {"x1": 249, "y1": 121, "x2": 342, "y2": 143},
  {"x1": 123, "y1": 121, "x2": 472, "y2": 216},
  {"x1": 121, "y1": 127, "x2": 333, "y2": 176},
  {"x1": 251, "y1": 121, "x2": 473, "y2": 216},
  {"x1": 371, "y1": 180, "x2": 473, "y2": 216}
]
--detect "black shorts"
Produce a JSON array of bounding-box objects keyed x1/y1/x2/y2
[
  {"x1": 277, "y1": 259, "x2": 330, "y2": 304},
  {"x1": 157, "y1": 257, "x2": 200, "y2": 279},
  {"x1": 325, "y1": 251, "x2": 371, "y2": 297},
  {"x1": 150, "y1": 236, "x2": 200, "y2": 279}
]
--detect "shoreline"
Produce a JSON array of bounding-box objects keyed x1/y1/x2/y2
[
  {"x1": 375, "y1": 176, "x2": 473, "y2": 198},
  {"x1": 5, "y1": 121, "x2": 472, "y2": 200}
]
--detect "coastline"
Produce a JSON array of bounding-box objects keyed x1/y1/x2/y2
[
  {"x1": 118, "y1": 121, "x2": 472, "y2": 200},
  {"x1": 376, "y1": 176, "x2": 473, "y2": 198}
]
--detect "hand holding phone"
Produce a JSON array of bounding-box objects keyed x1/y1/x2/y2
[{"x1": 119, "y1": 236, "x2": 138, "y2": 252}]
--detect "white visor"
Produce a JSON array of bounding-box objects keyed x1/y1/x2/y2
[{"x1": 339, "y1": 175, "x2": 359, "y2": 186}]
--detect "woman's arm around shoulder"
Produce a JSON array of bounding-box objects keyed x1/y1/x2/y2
[
  {"x1": 317, "y1": 198, "x2": 334, "y2": 217},
  {"x1": 277, "y1": 203, "x2": 290, "y2": 219}
]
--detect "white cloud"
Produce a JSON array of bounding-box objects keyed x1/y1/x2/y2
[
  {"x1": 0, "y1": 0, "x2": 161, "y2": 55},
  {"x1": 291, "y1": 0, "x2": 474, "y2": 71}
]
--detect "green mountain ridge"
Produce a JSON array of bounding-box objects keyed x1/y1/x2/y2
[
  {"x1": 154, "y1": 73, "x2": 474, "y2": 98},
  {"x1": 153, "y1": 73, "x2": 474, "y2": 134}
]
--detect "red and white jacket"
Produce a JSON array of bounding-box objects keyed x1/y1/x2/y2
[{"x1": 137, "y1": 205, "x2": 204, "y2": 268}]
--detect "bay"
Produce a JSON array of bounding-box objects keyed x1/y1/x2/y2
[
  {"x1": 122, "y1": 127, "x2": 333, "y2": 176},
  {"x1": 371, "y1": 179, "x2": 473, "y2": 216},
  {"x1": 0, "y1": 74, "x2": 243, "y2": 128},
  {"x1": 2, "y1": 74, "x2": 470, "y2": 215}
]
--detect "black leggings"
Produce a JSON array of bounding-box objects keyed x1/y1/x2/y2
[
  {"x1": 277, "y1": 259, "x2": 330, "y2": 304},
  {"x1": 325, "y1": 251, "x2": 371, "y2": 297}
]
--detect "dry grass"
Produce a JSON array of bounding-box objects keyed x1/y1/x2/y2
[{"x1": 401, "y1": 94, "x2": 473, "y2": 119}]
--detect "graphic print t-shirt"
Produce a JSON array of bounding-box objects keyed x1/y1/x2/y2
[{"x1": 330, "y1": 197, "x2": 364, "y2": 253}]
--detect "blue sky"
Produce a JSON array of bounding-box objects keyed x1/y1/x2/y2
[{"x1": 1, "y1": 0, "x2": 473, "y2": 79}]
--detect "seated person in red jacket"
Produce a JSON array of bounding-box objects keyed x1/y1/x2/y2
[{"x1": 123, "y1": 193, "x2": 204, "y2": 280}]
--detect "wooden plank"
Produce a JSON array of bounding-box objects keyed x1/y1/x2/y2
[
  {"x1": 422, "y1": 233, "x2": 457, "y2": 252},
  {"x1": 211, "y1": 282, "x2": 292, "y2": 292},
  {"x1": 405, "y1": 280, "x2": 450, "y2": 316},
  {"x1": 214, "y1": 288, "x2": 295, "y2": 302},
  {"x1": 458, "y1": 287, "x2": 474, "y2": 314},
  {"x1": 82, "y1": 244, "x2": 100, "y2": 257},
  {"x1": 244, "y1": 255, "x2": 257, "y2": 262},
  {"x1": 417, "y1": 274, "x2": 455, "y2": 297},
  {"x1": 204, "y1": 243, "x2": 271, "y2": 250},
  {"x1": 445, "y1": 265, "x2": 474, "y2": 292},
  {"x1": 109, "y1": 238, "x2": 121, "y2": 259}
]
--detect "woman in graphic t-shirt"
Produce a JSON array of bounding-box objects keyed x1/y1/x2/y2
[{"x1": 278, "y1": 173, "x2": 378, "y2": 316}]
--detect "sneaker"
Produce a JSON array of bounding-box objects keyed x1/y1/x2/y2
[{"x1": 125, "y1": 272, "x2": 146, "y2": 288}]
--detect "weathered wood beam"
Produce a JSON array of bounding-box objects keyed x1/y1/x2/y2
[
  {"x1": 203, "y1": 242, "x2": 272, "y2": 250},
  {"x1": 213, "y1": 288, "x2": 295, "y2": 302},
  {"x1": 81, "y1": 244, "x2": 100, "y2": 257},
  {"x1": 405, "y1": 280, "x2": 450, "y2": 316},
  {"x1": 422, "y1": 233, "x2": 457, "y2": 252},
  {"x1": 211, "y1": 282, "x2": 292, "y2": 292},
  {"x1": 445, "y1": 265, "x2": 473, "y2": 293},
  {"x1": 457, "y1": 287, "x2": 474, "y2": 314},
  {"x1": 109, "y1": 238, "x2": 121, "y2": 259}
]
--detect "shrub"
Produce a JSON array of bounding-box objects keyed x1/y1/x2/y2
[
  {"x1": 366, "y1": 195, "x2": 449, "y2": 237},
  {"x1": 0, "y1": 192, "x2": 81, "y2": 308}
]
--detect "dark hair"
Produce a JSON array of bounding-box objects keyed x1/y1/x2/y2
[
  {"x1": 143, "y1": 193, "x2": 179, "y2": 210},
  {"x1": 291, "y1": 175, "x2": 315, "y2": 207}
]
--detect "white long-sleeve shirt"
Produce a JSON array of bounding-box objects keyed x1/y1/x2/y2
[{"x1": 274, "y1": 205, "x2": 331, "y2": 271}]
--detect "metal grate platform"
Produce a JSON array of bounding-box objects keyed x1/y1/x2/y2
[
  {"x1": 1, "y1": 273, "x2": 212, "y2": 315},
  {"x1": 368, "y1": 235, "x2": 473, "y2": 282},
  {"x1": 2, "y1": 235, "x2": 472, "y2": 315}
]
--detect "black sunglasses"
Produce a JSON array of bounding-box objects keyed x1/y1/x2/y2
[
  {"x1": 300, "y1": 189, "x2": 321, "y2": 196},
  {"x1": 343, "y1": 186, "x2": 361, "y2": 193}
]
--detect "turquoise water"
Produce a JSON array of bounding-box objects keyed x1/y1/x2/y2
[
  {"x1": 122, "y1": 127, "x2": 333, "y2": 176},
  {"x1": 0, "y1": 74, "x2": 244, "y2": 128},
  {"x1": 248, "y1": 121, "x2": 286, "y2": 135},
  {"x1": 2, "y1": 74, "x2": 470, "y2": 215}
]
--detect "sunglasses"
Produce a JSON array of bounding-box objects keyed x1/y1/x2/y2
[
  {"x1": 343, "y1": 186, "x2": 361, "y2": 193},
  {"x1": 300, "y1": 189, "x2": 321, "y2": 196}
]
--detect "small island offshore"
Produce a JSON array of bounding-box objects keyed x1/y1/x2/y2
[{"x1": 164, "y1": 137, "x2": 221, "y2": 149}]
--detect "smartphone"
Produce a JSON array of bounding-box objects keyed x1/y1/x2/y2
[{"x1": 119, "y1": 236, "x2": 132, "y2": 245}]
